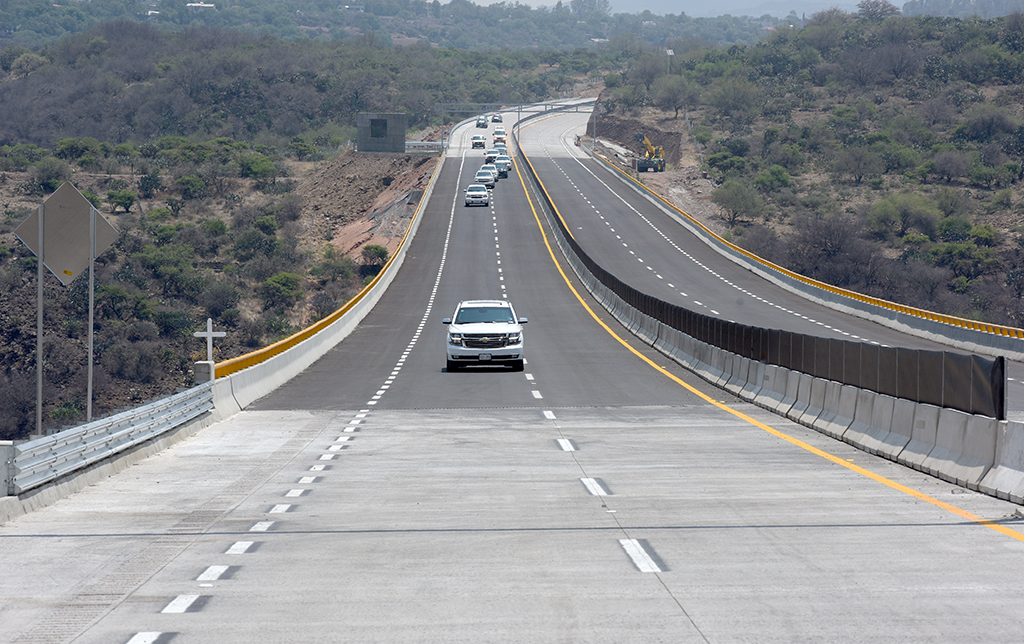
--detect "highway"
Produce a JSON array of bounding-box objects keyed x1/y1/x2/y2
[{"x1": 3, "y1": 113, "x2": 1024, "y2": 643}]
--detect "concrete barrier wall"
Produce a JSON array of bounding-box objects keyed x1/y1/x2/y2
[
  {"x1": 591, "y1": 150, "x2": 1024, "y2": 362},
  {"x1": 522, "y1": 139, "x2": 1022, "y2": 504}
]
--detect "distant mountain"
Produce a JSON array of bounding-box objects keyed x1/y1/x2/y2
[{"x1": 606, "y1": 0, "x2": 859, "y2": 17}]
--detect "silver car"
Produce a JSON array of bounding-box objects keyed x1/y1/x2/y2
[{"x1": 474, "y1": 169, "x2": 496, "y2": 188}]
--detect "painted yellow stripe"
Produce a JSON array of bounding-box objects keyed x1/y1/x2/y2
[{"x1": 514, "y1": 136, "x2": 1024, "y2": 543}]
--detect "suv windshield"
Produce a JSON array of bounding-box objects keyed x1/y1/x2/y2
[{"x1": 455, "y1": 307, "x2": 515, "y2": 324}]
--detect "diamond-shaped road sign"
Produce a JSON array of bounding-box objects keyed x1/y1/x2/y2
[{"x1": 14, "y1": 182, "x2": 119, "y2": 286}]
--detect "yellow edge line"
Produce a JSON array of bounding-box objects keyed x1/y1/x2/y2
[{"x1": 514, "y1": 140, "x2": 1024, "y2": 544}]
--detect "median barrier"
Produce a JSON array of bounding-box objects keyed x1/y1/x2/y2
[
  {"x1": 842, "y1": 389, "x2": 880, "y2": 451},
  {"x1": 897, "y1": 403, "x2": 941, "y2": 471},
  {"x1": 871, "y1": 398, "x2": 915, "y2": 460},
  {"x1": 798, "y1": 377, "x2": 829, "y2": 428},
  {"x1": 739, "y1": 360, "x2": 765, "y2": 401},
  {"x1": 777, "y1": 367, "x2": 800, "y2": 415},
  {"x1": 636, "y1": 310, "x2": 658, "y2": 346},
  {"x1": 653, "y1": 322, "x2": 675, "y2": 358},
  {"x1": 723, "y1": 354, "x2": 747, "y2": 396},
  {"x1": 980, "y1": 421, "x2": 1024, "y2": 502},
  {"x1": 753, "y1": 364, "x2": 787, "y2": 411},
  {"x1": 815, "y1": 382, "x2": 857, "y2": 440},
  {"x1": 786, "y1": 373, "x2": 815, "y2": 424},
  {"x1": 708, "y1": 346, "x2": 729, "y2": 387},
  {"x1": 523, "y1": 127, "x2": 1024, "y2": 504},
  {"x1": 924, "y1": 409, "x2": 995, "y2": 489}
]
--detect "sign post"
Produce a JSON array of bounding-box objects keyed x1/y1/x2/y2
[{"x1": 14, "y1": 182, "x2": 119, "y2": 432}]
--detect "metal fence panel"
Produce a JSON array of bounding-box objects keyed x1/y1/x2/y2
[
  {"x1": 918, "y1": 351, "x2": 944, "y2": 408},
  {"x1": 896, "y1": 348, "x2": 920, "y2": 402},
  {"x1": 942, "y1": 352, "x2": 973, "y2": 414},
  {"x1": 878, "y1": 347, "x2": 899, "y2": 398}
]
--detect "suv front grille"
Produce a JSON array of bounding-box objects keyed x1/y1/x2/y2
[{"x1": 462, "y1": 334, "x2": 510, "y2": 349}]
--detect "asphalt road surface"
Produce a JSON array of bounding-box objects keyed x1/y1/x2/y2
[{"x1": 3, "y1": 113, "x2": 1024, "y2": 644}]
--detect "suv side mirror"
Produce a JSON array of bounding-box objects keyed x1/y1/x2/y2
[
  {"x1": 442, "y1": 317, "x2": 452, "y2": 325},
  {"x1": 518, "y1": 317, "x2": 528, "y2": 324}
]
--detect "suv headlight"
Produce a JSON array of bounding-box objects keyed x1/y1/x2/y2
[
  {"x1": 448, "y1": 333, "x2": 463, "y2": 346},
  {"x1": 507, "y1": 331, "x2": 522, "y2": 343}
]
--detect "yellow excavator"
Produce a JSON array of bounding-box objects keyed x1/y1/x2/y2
[{"x1": 635, "y1": 135, "x2": 665, "y2": 172}]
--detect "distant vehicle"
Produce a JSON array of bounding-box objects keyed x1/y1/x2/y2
[
  {"x1": 442, "y1": 299, "x2": 527, "y2": 371},
  {"x1": 476, "y1": 116, "x2": 488, "y2": 128},
  {"x1": 471, "y1": 134, "x2": 486, "y2": 149},
  {"x1": 492, "y1": 133, "x2": 507, "y2": 145},
  {"x1": 484, "y1": 149, "x2": 500, "y2": 163},
  {"x1": 494, "y1": 126, "x2": 506, "y2": 136},
  {"x1": 474, "y1": 169, "x2": 496, "y2": 188},
  {"x1": 491, "y1": 113, "x2": 503, "y2": 123},
  {"x1": 494, "y1": 144, "x2": 509, "y2": 158},
  {"x1": 464, "y1": 183, "x2": 490, "y2": 207},
  {"x1": 480, "y1": 163, "x2": 499, "y2": 182}
]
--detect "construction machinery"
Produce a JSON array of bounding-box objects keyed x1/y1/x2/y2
[{"x1": 634, "y1": 134, "x2": 665, "y2": 172}]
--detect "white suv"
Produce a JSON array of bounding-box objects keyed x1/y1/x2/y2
[{"x1": 443, "y1": 300, "x2": 527, "y2": 371}]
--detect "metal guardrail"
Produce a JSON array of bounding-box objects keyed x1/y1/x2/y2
[
  {"x1": 9, "y1": 383, "x2": 213, "y2": 495},
  {"x1": 406, "y1": 141, "x2": 442, "y2": 153}
]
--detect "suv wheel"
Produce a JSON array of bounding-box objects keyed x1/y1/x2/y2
[
  {"x1": 446, "y1": 360, "x2": 460, "y2": 372},
  {"x1": 510, "y1": 360, "x2": 524, "y2": 372}
]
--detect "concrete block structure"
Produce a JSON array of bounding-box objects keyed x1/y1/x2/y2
[{"x1": 357, "y1": 113, "x2": 407, "y2": 153}]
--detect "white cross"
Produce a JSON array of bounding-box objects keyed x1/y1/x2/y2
[{"x1": 193, "y1": 318, "x2": 226, "y2": 362}]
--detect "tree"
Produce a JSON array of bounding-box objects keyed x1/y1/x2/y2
[
  {"x1": 650, "y1": 75, "x2": 697, "y2": 119},
  {"x1": 704, "y1": 77, "x2": 762, "y2": 121},
  {"x1": 32, "y1": 157, "x2": 72, "y2": 194},
  {"x1": 833, "y1": 147, "x2": 884, "y2": 184},
  {"x1": 712, "y1": 180, "x2": 763, "y2": 227},
  {"x1": 857, "y1": 0, "x2": 900, "y2": 20},
  {"x1": 932, "y1": 151, "x2": 968, "y2": 183},
  {"x1": 107, "y1": 189, "x2": 137, "y2": 213}
]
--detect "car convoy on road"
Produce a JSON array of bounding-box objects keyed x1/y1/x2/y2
[
  {"x1": 464, "y1": 113, "x2": 512, "y2": 208},
  {"x1": 453, "y1": 114, "x2": 529, "y2": 373}
]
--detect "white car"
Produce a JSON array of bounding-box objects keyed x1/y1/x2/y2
[
  {"x1": 465, "y1": 183, "x2": 489, "y2": 207},
  {"x1": 471, "y1": 134, "x2": 486, "y2": 149},
  {"x1": 494, "y1": 126, "x2": 506, "y2": 137},
  {"x1": 443, "y1": 299, "x2": 527, "y2": 371},
  {"x1": 474, "y1": 169, "x2": 495, "y2": 188},
  {"x1": 480, "y1": 163, "x2": 499, "y2": 182}
]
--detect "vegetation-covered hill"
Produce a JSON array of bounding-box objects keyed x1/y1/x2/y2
[
  {"x1": 0, "y1": 0, "x2": 775, "y2": 49},
  {"x1": 5, "y1": 3, "x2": 1024, "y2": 440}
]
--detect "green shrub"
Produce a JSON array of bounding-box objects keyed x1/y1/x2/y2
[{"x1": 259, "y1": 272, "x2": 303, "y2": 310}]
